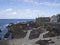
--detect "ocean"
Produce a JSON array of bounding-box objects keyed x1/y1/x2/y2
[
  {"x1": 0, "y1": 19, "x2": 35, "y2": 40},
  {"x1": 0, "y1": 19, "x2": 35, "y2": 26}
]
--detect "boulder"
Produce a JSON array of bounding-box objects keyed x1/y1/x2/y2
[
  {"x1": 35, "y1": 39, "x2": 55, "y2": 45},
  {"x1": 35, "y1": 40, "x2": 49, "y2": 45},
  {"x1": 29, "y1": 29, "x2": 40, "y2": 39}
]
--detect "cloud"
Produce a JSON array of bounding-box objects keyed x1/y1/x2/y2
[
  {"x1": 5, "y1": 8, "x2": 13, "y2": 12},
  {"x1": 39, "y1": 2, "x2": 60, "y2": 6},
  {"x1": 0, "y1": 8, "x2": 40, "y2": 19},
  {"x1": 23, "y1": 0, "x2": 60, "y2": 6},
  {"x1": 0, "y1": 12, "x2": 1, "y2": 14},
  {"x1": 34, "y1": 1, "x2": 39, "y2": 5},
  {"x1": 23, "y1": 0, "x2": 33, "y2": 2},
  {"x1": 0, "y1": 8, "x2": 17, "y2": 15},
  {"x1": 15, "y1": 9, "x2": 40, "y2": 19},
  {"x1": 31, "y1": 1, "x2": 60, "y2": 6},
  {"x1": 3, "y1": 0, "x2": 60, "y2": 6},
  {"x1": 12, "y1": 12, "x2": 17, "y2": 15}
]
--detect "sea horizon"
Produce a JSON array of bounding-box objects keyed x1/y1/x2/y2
[{"x1": 0, "y1": 19, "x2": 35, "y2": 26}]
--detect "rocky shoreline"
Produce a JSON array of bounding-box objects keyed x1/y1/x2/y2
[
  {"x1": 0, "y1": 14, "x2": 60, "y2": 45},
  {"x1": 8, "y1": 31, "x2": 60, "y2": 45}
]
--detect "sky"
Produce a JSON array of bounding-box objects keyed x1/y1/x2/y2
[{"x1": 0, "y1": 0, "x2": 60, "y2": 19}]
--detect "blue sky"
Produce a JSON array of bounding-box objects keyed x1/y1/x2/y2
[{"x1": 0, "y1": 0, "x2": 60, "y2": 19}]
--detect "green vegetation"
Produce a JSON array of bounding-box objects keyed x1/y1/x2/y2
[{"x1": 36, "y1": 17, "x2": 41, "y2": 27}]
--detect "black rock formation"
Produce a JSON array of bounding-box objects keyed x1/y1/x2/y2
[
  {"x1": 35, "y1": 39, "x2": 55, "y2": 45},
  {"x1": 29, "y1": 29, "x2": 40, "y2": 40}
]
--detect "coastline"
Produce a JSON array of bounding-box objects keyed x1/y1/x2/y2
[{"x1": 8, "y1": 31, "x2": 60, "y2": 45}]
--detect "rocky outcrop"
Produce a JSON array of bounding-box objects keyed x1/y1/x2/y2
[
  {"x1": 29, "y1": 29, "x2": 41, "y2": 39},
  {"x1": 12, "y1": 30, "x2": 27, "y2": 38},
  {"x1": 35, "y1": 39, "x2": 55, "y2": 45},
  {"x1": 43, "y1": 23, "x2": 60, "y2": 38},
  {"x1": 43, "y1": 32, "x2": 56, "y2": 38}
]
